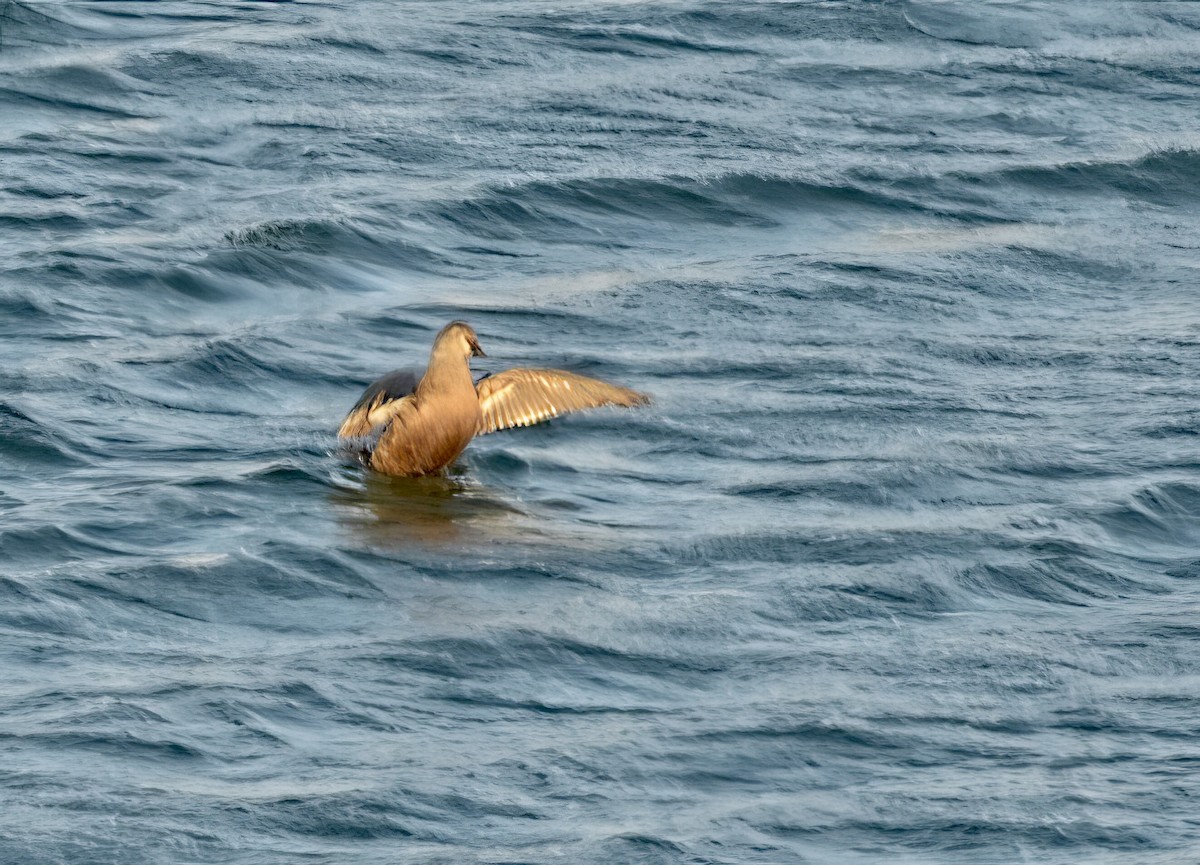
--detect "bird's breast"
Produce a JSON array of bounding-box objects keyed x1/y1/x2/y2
[{"x1": 369, "y1": 390, "x2": 480, "y2": 477}]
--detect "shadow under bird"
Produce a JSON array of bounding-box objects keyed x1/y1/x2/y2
[{"x1": 338, "y1": 321, "x2": 650, "y2": 477}]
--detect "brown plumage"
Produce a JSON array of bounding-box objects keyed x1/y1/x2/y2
[{"x1": 338, "y1": 321, "x2": 649, "y2": 477}]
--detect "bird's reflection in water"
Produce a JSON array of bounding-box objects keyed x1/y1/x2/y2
[{"x1": 330, "y1": 466, "x2": 527, "y2": 549}]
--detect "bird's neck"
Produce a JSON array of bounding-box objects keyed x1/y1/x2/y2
[{"x1": 417, "y1": 348, "x2": 474, "y2": 400}]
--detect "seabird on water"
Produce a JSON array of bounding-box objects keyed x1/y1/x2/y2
[{"x1": 338, "y1": 321, "x2": 649, "y2": 477}]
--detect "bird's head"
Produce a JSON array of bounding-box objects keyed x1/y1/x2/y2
[{"x1": 435, "y1": 320, "x2": 487, "y2": 360}]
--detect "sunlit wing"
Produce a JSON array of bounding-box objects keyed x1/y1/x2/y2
[
  {"x1": 337, "y1": 369, "x2": 421, "y2": 439},
  {"x1": 475, "y1": 368, "x2": 649, "y2": 436}
]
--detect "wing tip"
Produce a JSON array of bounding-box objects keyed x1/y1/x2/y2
[
  {"x1": 337, "y1": 406, "x2": 371, "y2": 439},
  {"x1": 608, "y1": 385, "x2": 650, "y2": 408},
  {"x1": 627, "y1": 388, "x2": 651, "y2": 407}
]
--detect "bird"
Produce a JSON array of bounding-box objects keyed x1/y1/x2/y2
[{"x1": 338, "y1": 321, "x2": 649, "y2": 477}]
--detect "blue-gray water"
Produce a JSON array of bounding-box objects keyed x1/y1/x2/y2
[{"x1": 3, "y1": 2, "x2": 1200, "y2": 863}]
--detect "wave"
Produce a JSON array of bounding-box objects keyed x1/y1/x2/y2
[
  {"x1": 220, "y1": 217, "x2": 461, "y2": 278},
  {"x1": 225, "y1": 218, "x2": 381, "y2": 254},
  {"x1": 424, "y1": 172, "x2": 968, "y2": 250},
  {"x1": 1094, "y1": 481, "x2": 1200, "y2": 554},
  {"x1": 902, "y1": 1, "x2": 1197, "y2": 55},
  {"x1": 992, "y1": 148, "x2": 1200, "y2": 208},
  {"x1": 513, "y1": 21, "x2": 760, "y2": 59},
  {"x1": 0, "y1": 0, "x2": 94, "y2": 51},
  {"x1": 0, "y1": 400, "x2": 92, "y2": 468}
]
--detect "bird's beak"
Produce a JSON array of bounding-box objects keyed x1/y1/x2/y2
[{"x1": 470, "y1": 338, "x2": 487, "y2": 358}]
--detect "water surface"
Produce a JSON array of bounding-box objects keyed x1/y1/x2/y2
[{"x1": 3, "y1": 1, "x2": 1200, "y2": 862}]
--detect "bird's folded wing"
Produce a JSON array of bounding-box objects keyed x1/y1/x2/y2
[
  {"x1": 337, "y1": 369, "x2": 421, "y2": 439},
  {"x1": 337, "y1": 393, "x2": 414, "y2": 439},
  {"x1": 475, "y1": 368, "x2": 649, "y2": 435}
]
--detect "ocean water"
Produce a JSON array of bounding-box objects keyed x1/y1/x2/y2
[{"x1": 3, "y1": 1, "x2": 1200, "y2": 862}]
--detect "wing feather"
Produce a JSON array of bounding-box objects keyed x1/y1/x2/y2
[
  {"x1": 337, "y1": 369, "x2": 421, "y2": 439},
  {"x1": 475, "y1": 368, "x2": 649, "y2": 436}
]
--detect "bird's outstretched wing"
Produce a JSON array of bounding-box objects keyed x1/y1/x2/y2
[
  {"x1": 475, "y1": 368, "x2": 649, "y2": 436},
  {"x1": 337, "y1": 369, "x2": 422, "y2": 439}
]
